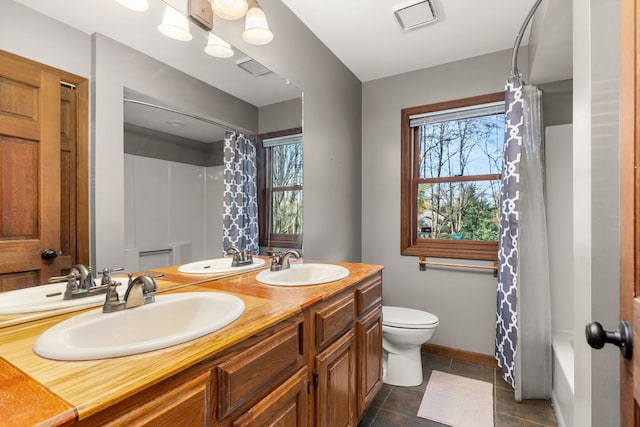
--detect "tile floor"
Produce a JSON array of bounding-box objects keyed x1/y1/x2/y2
[{"x1": 358, "y1": 353, "x2": 558, "y2": 427}]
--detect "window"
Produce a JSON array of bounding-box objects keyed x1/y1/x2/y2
[
  {"x1": 400, "y1": 92, "x2": 505, "y2": 261},
  {"x1": 258, "y1": 128, "x2": 303, "y2": 249}
]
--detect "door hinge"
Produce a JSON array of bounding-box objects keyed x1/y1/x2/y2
[{"x1": 312, "y1": 369, "x2": 319, "y2": 388}]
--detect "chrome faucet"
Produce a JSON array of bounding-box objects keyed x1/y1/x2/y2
[
  {"x1": 269, "y1": 250, "x2": 301, "y2": 271},
  {"x1": 226, "y1": 245, "x2": 254, "y2": 267},
  {"x1": 49, "y1": 264, "x2": 104, "y2": 300},
  {"x1": 102, "y1": 272, "x2": 163, "y2": 313}
]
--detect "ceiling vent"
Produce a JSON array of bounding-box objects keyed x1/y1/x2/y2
[
  {"x1": 236, "y1": 57, "x2": 272, "y2": 77},
  {"x1": 393, "y1": 0, "x2": 437, "y2": 31}
]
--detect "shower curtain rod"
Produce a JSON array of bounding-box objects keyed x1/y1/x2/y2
[
  {"x1": 511, "y1": 0, "x2": 543, "y2": 77},
  {"x1": 123, "y1": 97, "x2": 239, "y2": 134}
]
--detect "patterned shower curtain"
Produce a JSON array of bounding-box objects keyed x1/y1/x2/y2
[
  {"x1": 222, "y1": 131, "x2": 259, "y2": 254},
  {"x1": 496, "y1": 75, "x2": 523, "y2": 388},
  {"x1": 496, "y1": 75, "x2": 551, "y2": 400}
]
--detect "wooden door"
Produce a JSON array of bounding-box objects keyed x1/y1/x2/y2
[
  {"x1": 315, "y1": 330, "x2": 356, "y2": 427},
  {"x1": 620, "y1": 0, "x2": 640, "y2": 424},
  {"x1": 0, "y1": 51, "x2": 88, "y2": 291}
]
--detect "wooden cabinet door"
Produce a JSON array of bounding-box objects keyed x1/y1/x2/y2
[
  {"x1": 232, "y1": 367, "x2": 308, "y2": 427},
  {"x1": 315, "y1": 330, "x2": 356, "y2": 427},
  {"x1": 356, "y1": 306, "x2": 382, "y2": 418}
]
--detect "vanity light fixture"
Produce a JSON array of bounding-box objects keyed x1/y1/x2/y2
[
  {"x1": 211, "y1": 0, "x2": 248, "y2": 20},
  {"x1": 205, "y1": 33, "x2": 235, "y2": 58},
  {"x1": 241, "y1": 0, "x2": 273, "y2": 45},
  {"x1": 158, "y1": 4, "x2": 193, "y2": 41},
  {"x1": 115, "y1": 0, "x2": 149, "y2": 12}
]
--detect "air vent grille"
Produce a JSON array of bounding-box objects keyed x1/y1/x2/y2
[{"x1": 393, "y1": 0, "x2": 437, "y2": 31}]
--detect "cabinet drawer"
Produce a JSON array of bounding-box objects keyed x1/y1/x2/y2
[
  {"x1": 355, "y1": 276, "x2": 382, "y2": 317},
  {"x1": 315, "y1": 293, "x2": 355, "y2": 349},
  {"x1": 232, "y1": 367, "x2": 309, "y2": 427},
  {"x1": 76, "y1": 370, "x2": 210, "y2": 426},
  {"x1": 217, "y1": 322, "x2": 302, "y2": 419}
]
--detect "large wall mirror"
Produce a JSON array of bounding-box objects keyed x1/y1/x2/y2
[{"x1": 0, "y1": 0, "x2": 303, "y2": 326}]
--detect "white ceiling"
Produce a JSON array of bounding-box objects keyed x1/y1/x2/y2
[
  {"x1": 281, "y1": 0, "x2": 570, "y2": 83},
  {"x1": 12, "y1": 0, "x2": 571, "y2": 139}
]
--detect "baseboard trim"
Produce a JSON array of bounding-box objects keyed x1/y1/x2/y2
[{"x1": 421, "y1": 343, "x2": 498, "y2": 368}]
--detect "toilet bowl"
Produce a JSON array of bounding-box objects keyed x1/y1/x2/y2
[{"x1": 382, "y1": 306, "x2": 439, "y2": 387}]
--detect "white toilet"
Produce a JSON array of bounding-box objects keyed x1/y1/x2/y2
[{"x1": 382, "y1": 306, "x2": 439, "y2": 387}]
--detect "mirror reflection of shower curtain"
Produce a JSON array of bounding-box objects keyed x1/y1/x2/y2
[
  {"x1": 496, "y1": 76, "x2": 551, "y2": 400},
  {"x1": 222, "y1": 131, "x2": 259, "y2": 254}
]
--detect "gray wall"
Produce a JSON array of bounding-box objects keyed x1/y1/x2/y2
[
  {"x1": 92, "y1": 34, "x2": 260, "y2": 269},
  {"x1": 545, "y1": 124, "x2": 573, "y2": 337},
  {"x1": 124, "y1": 124, "x2": 224, "y2": 167},
  {"x1": 0, "y1": 0, "x2": 90, "y2": 78},
  {"x1": 539, "y1": 79, "x2": 573, "y2": 127},
  {"x1": 214, "y1": 0, "x2": 363, "y2": 262},
  {"x1": 4, "y1": 0, "x2": 363, "y2": 265},
  {"x1": 361, "y1": 49, "x2": 519, "y2": 355},
  {"x1": 259, "y1": 98, "x2": 303, "y2": 134},
  {"x1": 573, "y1": 0, "x2": 620, "y2": 425}
]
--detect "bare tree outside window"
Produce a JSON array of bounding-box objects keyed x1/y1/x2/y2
[
  {"x1": 271, "y1": 143, "x2": 303, "y2": 235},
  {"x1": 416, "y1": 113, "x2": 503, "y2": 241},
  {"x1": 401, "y1": 92, "x2": 505, "y2": 261},
  {"x1": 258, "y1": 128, "x2": 303, "y2": 249}
]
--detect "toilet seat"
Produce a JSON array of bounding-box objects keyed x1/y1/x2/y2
[{"x1": 382, "y1": 306, "x2": 438, "y2": 329}]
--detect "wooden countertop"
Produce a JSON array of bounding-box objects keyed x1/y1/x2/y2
[{"x1": 0, "y1": 260, "x2": 383, "y2": 426}]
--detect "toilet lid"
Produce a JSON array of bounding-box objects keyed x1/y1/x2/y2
[{"x1": 382, "y1": 306, "x2": 439, "y2": 328}]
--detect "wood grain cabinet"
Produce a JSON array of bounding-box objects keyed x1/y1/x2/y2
[
  {"x1": 356, "y1": 306, "x2": 382, "y2": 418},
  {"x1": 75, "y1": 370, "x2": 211, "y2": 426},
  {"x1": 314, "y1": 330, "x2": 356, "y2": 427},
  {"x1": 232, "y1": 367, "x2": 309, "y2": 427},
  {"x1": 355, "y1": 277, "x2": 383, "y2": 419},
  {"x1": 311, "y1": 272, "x2": 383, "y2": 427},
  {"x1": 71, "y1": 271, "x2": 383, "y2": 427}
]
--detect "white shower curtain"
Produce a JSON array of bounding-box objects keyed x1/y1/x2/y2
[{"x1": 496, "y1": 77, "x2": 551, "y2": 400}]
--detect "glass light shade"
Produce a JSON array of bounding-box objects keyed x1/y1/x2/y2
[
  {"x1": 242, "y1": 4, "x2": 273, "y2": 45},
  {"x1": 115, "y1": 0, "x2": 149, "y2": 11},
  {"x1": 212, "y1": 0, "x2": 248, "y2": 20},
  {"x1": 157, "y1": 5, "x2": 192, "y2": 41},
  {"x1": 205, "y1": 33, "x2": 235, "y2": 58}
]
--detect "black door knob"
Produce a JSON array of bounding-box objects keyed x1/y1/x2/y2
[
  {"x1": 41, "y1": 248, "x2": 60, "y2": 261},
  {"x1": 585, "y1": 321, "x2": 633, "y2": 360}
]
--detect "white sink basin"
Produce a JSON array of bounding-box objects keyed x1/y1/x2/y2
[
  {"x1": 256, "y1": 263, "x2": 349, "y2": 287},
  {"x1": 0, "y1": 279, "x2": 127, "y2": 315},
  {"x1": 178, "y1": 257, "x2": 265, "y2": 274},
  {"x1": 33, "y1": 292, "x2": 245, "y2": 360}
]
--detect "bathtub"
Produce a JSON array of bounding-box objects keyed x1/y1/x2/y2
[{"x1": 552, "y1": 332, "x2": 574, "y2": 427}]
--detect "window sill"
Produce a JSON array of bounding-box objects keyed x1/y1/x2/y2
[{"x1": 401, "y1": 240, "x2": 498, "y2": 262}]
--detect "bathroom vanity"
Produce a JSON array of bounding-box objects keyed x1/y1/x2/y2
[{"x1": 0, "y1": 261, "x2": 383, "y2": 426}]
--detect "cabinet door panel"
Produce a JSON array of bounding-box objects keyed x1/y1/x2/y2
[
  {"x1": 315, "y1": 330, "x2": 356, "y2": 427},
  {"x1": 232, "y1": 367, "x2": 308, "y2": 427},
  {"x1": 357, "y1": 306, "x2": 383, "y2": 417}
]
